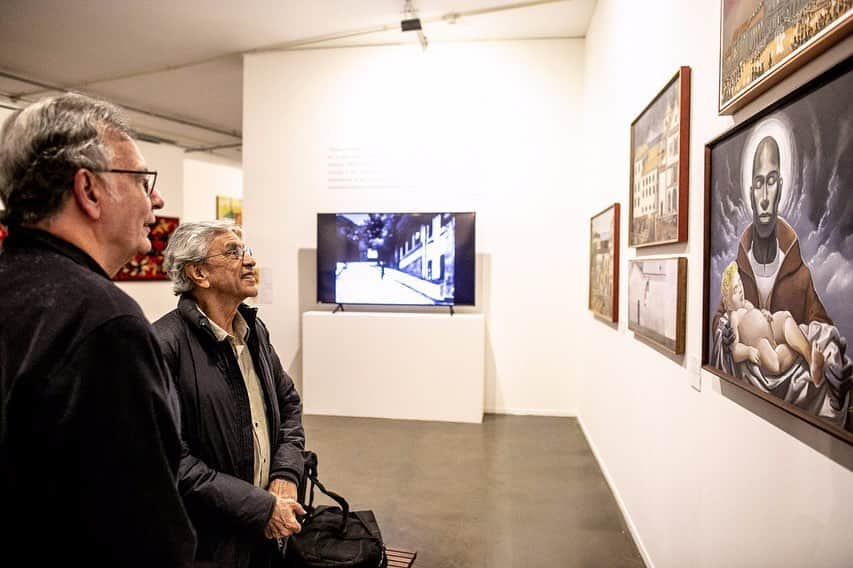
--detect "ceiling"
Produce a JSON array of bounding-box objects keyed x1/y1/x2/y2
[{"x1": 0, "y1": 0, "x2": 596, "y2": 162}]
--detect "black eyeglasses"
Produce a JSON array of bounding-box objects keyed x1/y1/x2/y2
[
  {"x1": 202, "y1": 245, "x2": 253, "y2": 263},
  {"x1": 96, "y1": 169, "x2": 158, "y2": 197}
]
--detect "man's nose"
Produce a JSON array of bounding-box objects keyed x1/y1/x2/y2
[
  {"x1": 759, "y1": 186, "x2": 769, "y2": 210},
  {"x1": 149, "y1": 187, "x2": 165, "y2": 210}
]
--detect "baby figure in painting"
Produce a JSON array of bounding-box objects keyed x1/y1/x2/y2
[{"x1": 721, "y1": 261, "x2": 825, "y2": 384}]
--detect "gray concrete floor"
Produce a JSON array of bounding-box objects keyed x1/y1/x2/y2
[{"x1": 301, "y1": 414, "x2": 645, "y2": 568}]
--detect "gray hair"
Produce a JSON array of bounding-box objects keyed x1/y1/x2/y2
[
  {"x1": 164, "y1": 219, "x2": 243, "y2": 295},
  {"x1": 0, "y1": 93, "x2": 133, "y2": 226}
]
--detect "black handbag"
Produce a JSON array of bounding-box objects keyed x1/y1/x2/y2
[{"x1": 282, "y1": 451, "x2": 387, "y2": 568}]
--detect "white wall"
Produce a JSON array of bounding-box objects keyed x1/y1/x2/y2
[
  {"x1": 578, "y1": 1, "x2": 853, "y2": 567},
  {"x1": 243, "y1": 40, "x2": 585, "y2": 412},
  {"x1": 183, "y1": 153, "x2": 243, "y2": 222}
]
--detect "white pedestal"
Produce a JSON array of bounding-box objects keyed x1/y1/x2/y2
[{"x1": 302, "y1": 311, "x2": 485, "y2": 423}]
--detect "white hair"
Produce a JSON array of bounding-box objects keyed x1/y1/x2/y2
[{"x1": 163, "y1": 219, "x2": 243, "y2": 295}]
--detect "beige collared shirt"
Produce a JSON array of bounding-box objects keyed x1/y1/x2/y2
[{"x1": 201, "y1": 307, "x2": 271, "y2": 489}]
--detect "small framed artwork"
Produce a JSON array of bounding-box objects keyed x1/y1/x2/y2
[
  {"x1": 216, "y1": 196, "x2": 243, "y2": 225},
  {"x1": 628, "y1": 257, "x2": 687, "y2": 354},
  {"x1": 114, "y1": 216, "x2": 180, "y2": 281},
  {"x1": 589, "y1": 203, "x2": 620, "y2": 322},
  {"x1": 719, "y1": 0, "x2": 853, "y2": 115},
  {"x1": 703, "y1": 56, "x2": 853, "y2": 444},
  {"x1": 629, "y1": 67, "x2": 690, "y2": 248}
]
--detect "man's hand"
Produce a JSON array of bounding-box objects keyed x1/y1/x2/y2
[
  {"x1": 264, "y1": 495, "x2": 306, "y2": 539},
  {"x1": 269, "y1": 478, "x2": 298, "y2": 501}
]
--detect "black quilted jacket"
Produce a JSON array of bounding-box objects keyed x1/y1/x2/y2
[{"x1": 154, "y1": 295, "x2": 305, "y2": 568}]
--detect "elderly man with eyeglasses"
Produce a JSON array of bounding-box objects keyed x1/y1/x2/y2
[
  {"x1": 154, "y1": 220, "x2": 306, "y2": 568},
  {"x1": 0, "y1": 94, "x2": 196, "y2": 567}
]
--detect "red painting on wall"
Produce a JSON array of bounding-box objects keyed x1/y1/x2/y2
[
  {"x1": 0, "y1": 224, "x2": 7, "y2": 250},
  {"x1": 114, "y1": 215, "x2": 179, "y2": 281}
]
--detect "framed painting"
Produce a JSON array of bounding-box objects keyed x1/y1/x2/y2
[
  {"x1": 628, "y1": 257, "x2": 687, "y2": 354},
  {"x1": 629, "y1": 67, "x2": 691, "y2": 248},
  {"x1": 703, "y1": 56, "x2": 853, "y2": 444},
  {"x1": 114, "y1": 215, "x2": 179, "y2": 281},
  {"x1": 216, "y1": 195, "x2": 243, "y2": 225},
  {"x1": 589, "y1": 203, "x2": 620, "y2": 322},
  {"x1": 719, "y1": 0, "x2": 853, "y2": 115}
]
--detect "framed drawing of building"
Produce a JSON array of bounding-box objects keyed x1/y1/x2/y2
[
  {"x1": 719, "y1": 0, "x2": 853, "y2": 115},
  {"x1": 589, "y1": 203, "x2": 620, "y2": 322},
  {"x1": 628, "y1": 257, "x2": 687, "y2": 354},
  {"x1": 629, "y1": 67, "x2": 690, "y2": 248},
  {"x1": 703, "y1": 56, "x2": 853, "y2": 444}
]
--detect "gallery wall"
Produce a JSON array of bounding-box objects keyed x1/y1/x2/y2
[
  {"x1": 578, "y1": 1, "x2": 853, "y2": 567},
  {"x1": 242, "y1": 40, "x2": 586, "y2": 412},
  {"x1": 183, "y1": 154, "x2": 243, "y2": 223}
]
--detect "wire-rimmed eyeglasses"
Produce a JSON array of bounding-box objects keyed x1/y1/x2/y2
[
  {"x1": 95, "y1": 169, "x2": 158, "y2": 197},
  {"x1": 202, "y1": 245, "x2": 253, "y2": 263}
]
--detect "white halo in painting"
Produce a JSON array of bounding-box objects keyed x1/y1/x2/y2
[{"x1": 739, "y1": 116, "x2": 794, "y2": 213}]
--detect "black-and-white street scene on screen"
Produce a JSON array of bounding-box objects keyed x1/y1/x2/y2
[{"x1": 332, "y1": 213, "x2": 458, "y2": 305}]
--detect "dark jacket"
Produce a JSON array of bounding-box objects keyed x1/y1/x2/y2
[
  {"x1": 154, "y1": 295, "x2": 305, "y2": 568},
  {"x1": 0, "y1": 228, "x2": 196, "y2": 567}
]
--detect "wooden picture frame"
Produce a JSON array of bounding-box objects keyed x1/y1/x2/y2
[
  {"x1": 627, "y1": 257, "x2": 687, "y2": 355},
  {"x1": 589, "y1": 203, "x2": 620, "y2": 323},
  {"x1": 703, "y1": 56, "x2": 853, "y2": 444},
  {"x1": 629, "y1": 67, "x2": 690, "y2": 248},
  {"x1": 719, "y1": 1, "x2": 853, "y2": 115}
]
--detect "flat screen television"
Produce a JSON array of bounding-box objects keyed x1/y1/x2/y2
[{"x1": 317, "y1": 212, "x2": 476, "y2": 306}]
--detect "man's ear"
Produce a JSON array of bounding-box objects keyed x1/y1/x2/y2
[
  {"x1": 185, "y1": 263, "x2": 211, "y2": 289},
  {"x1": 71, "y1": 169, "x2": 102, "y2": 220}
]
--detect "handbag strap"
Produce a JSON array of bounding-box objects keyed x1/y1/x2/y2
[{"x1": 301, "y1": 453, "x2": 351, "y2": 535}]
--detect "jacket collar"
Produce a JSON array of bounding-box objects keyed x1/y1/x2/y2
[
  {"x1": 3, "y1": 226, "x2": 111, "y2": 280},
  {"x1": 177, "y1": 293, "x2": 259, "y2": 341}
]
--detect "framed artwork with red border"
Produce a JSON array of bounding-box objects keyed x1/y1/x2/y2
[
  {"x1": 114, "y1": 215, "x2": 179, "y2": 281},
  {"x1": 589, "y1": 203, "x2": 620, "y2": 323},
  {"x1": 629, "y1": 67, "x2": 691, "y2": 248}
]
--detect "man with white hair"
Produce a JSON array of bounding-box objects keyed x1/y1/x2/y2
[
  {"x1": 155, "y1": 220, "x2": 306, "y2": 568},
  {"x1": 0, "y1": 93, "x2": 196, "y2": 566}
]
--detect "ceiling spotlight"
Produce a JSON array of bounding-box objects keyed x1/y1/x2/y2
[
  {"x1": 401, "y1": 0, "x2": 428, "y2": 51},
  {"x1": 400, "y1": 17, "x2": 422, "y2": 32}
]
